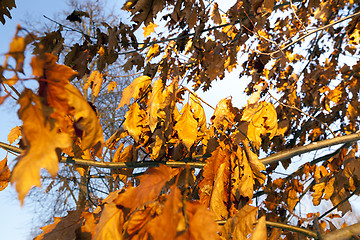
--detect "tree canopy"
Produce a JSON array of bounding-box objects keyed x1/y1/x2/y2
[{"x1": 1, "y1": 0, "x2": 360, "y2": 239}]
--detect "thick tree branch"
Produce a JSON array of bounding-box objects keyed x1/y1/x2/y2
[
  {"x1": 322, "y1": 222, "x2": 360, "y2": 240},
  {"x1": 1, "y1": 132, "x2": 360, "y2": 169}
]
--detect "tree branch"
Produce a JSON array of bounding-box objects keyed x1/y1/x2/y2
[
  {"x1": 1, "y1": 132, "x2": 360, "y2": 169},
  {"x1": 322, "y1": 222, "x2": 360, "y2": 240}
]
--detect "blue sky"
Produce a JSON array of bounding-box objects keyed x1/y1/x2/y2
[{"x1": 0, "y1": 1, "x2": 68, "y2": 239}]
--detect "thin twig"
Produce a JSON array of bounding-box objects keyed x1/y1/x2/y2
[
  {"x1": 259, "y1": 11, "x2": 360, "y2": 58},
  {"x1": 289, "y1": 0, "x2": 309, "y2": 33},
  {"x1": 268, "y1": 91, "x2": 336, "y2": 137}
]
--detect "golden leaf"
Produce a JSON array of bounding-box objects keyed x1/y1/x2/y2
[
  {"x1": 7, "y1": 126, "x2": 21, "y2": 144},
  {"x1": 243, "y1": 141, "x2": 266, "y2": 185},
  {"x1": 287, "y1": 188, "x2": 299, "y2": 211},
  {"x1": 222, "y1": 204, "x2": 258, "y2": 240},
  {"x1": 107, "y1": 81, "x2": 117, "y2": 93},
  {"x1": 117, "y1": 75, "x2": 151, "y2": 109},
  {"x1": 324, "y1": 177, "x2": 335, "y2": 200},
  {"x1": 85, "y1": 70, "x2": 103, "y2": 97},
  {"x1": 312, "y1": 182, "x2": 325, "y2": 206},
  {"x1": 190, "y1": 93, "x2": 207, "y2": 132},
  {"x1": 250, "y1": 216, "x2": 267, "y2": 240},
  {"x1": 65, "y1": 83, "x2": 104, "y2": 156},
  {"x1": 115, "y1": 165, "x2": 179, "y2": 209},
  {"x1": 148, "y1": 79, "x2": 166, "y2": 132},
  {"x1": 123, "y1": 102, "x2": 146, "y2": 142},
  {"x1": 94, "y1": 192, "x2": 124, "y2": 240},
  {"x1": 211, "y1": 98, "x2": 235, "y2": 130},
  {"x1": 143, "y1": 22, "x2": 158, "y2": 38},
  {"x1": 174, "y1": 103, "x2": 198, "y2": 150},
  {"x1": 235, "y1": 148, "x2": 254, "y2": 199},
  {"x1": 185, "y1": 201, "x2": 219, "y2": 240},
  {"x1": 146, "y1": 186, "x2": 183, "y2": 239},
  {"x1": 209, "y1": 162, "x2": 228, "y2": 219},
  {"x1": 0, "y1": 156, "x2": 11, "y2": 191},
  {"x1": 11, "y1": 89, "x2": 72, "y2": 204},
  {"x1": 8, "y1": 35, "x2": 25, "y2": 71},
  {"x1": 146, "y1": 44, "x2": 160, "y2": 62}
]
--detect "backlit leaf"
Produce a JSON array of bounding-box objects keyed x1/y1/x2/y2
[
  {"x1": 174, "y1": 103, "x2": 198, "y2": 150},
  {"x1": 7, "y1": 126, "x2": 21, "y2": 144},
  {"x1": 117, "y1": 75, "x2": 151, "y2": 109},
  {"x1": 143, "y1": 22, "x2": 157, "y2": 38},
  {"x1": 11, "y1": 89, "x2": 72, "y2": 204},
  {"x1": 123, "y1": 102, "x2": 146, "y2": 142},
  {"x1": 0, "y1": 156, "x2": 10, "y2": 191}
]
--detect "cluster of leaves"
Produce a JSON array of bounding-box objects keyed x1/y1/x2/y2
[{"x1": 2, "y1": 0, "x2": 360, "y2": 239}]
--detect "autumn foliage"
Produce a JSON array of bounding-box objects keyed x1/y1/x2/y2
[{"x1": 2, "y1": 0, "x2": 360, "y2": 239}]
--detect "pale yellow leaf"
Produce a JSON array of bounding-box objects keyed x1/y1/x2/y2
[{"x1": 250, "y1": 216, "x2": 267, "y2": 240}]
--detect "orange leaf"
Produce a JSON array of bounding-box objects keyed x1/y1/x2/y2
[
  {"x1": 222, "y1": 204, "x2": 258, "y2": 240},
  {"x1": 115, "y1": 165, "x2": 179, "y2": 209},
  {"x1": 209, "y1": 162, "x2": 228, "y2": 219},
  {"x1": 211, "y1": 98, "x2": 235, "y2": 130},
  {"x1": 0, "y1": 156, "x2": 11, "y2": 191},
  {"x1": 117, "y1": 75, "x2": 151, "y2": 109},
  {"x1": 107, "y1": 81, "x2": 117, "y2": 93},
  {"x1": 65, "y1": 83, "x2": 104, "y2": 156},
  {"x1": 11, "y1": 89, "x2": 72, "y2": 204},
  {"x1": 174, "y1": 103, "x2": 198, "y2": 150},
  {"x1": 146, "y1": 44, "x2": 160, "y2": 62},
  {"x1": 143, "y1": 22, "x2": 158, "y2": 38},
  {"x1": 7, "y1": 126, "x2": 21, "y2": 144},
  {"x1": 190, "y1": 93, "x2": 207, "y2": 132}
]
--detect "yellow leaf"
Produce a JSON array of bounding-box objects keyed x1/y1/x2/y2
[
  {"x1": 148, "y1": 79, "x2": 166, "y2": 132},
  {"x1": 7, "y1": 126, "x2": 21, "y2": 144},
  {"x1": 143, "y1": 22, "x2": 158, "y2": 38},
  {"x1": 287, "y1": 188, "x2": 299, "y2": 211},
  {"x1": 107, "y1": 81, "x2": 117, "y2": 93},
  {"x1": 243, "y1": 142, "x2": 266, "y2": 185},
  {"x1": 324, "y1": 177, "x2": 335, "y2": 200},
  {"x1": 209, "y1": 162, "x2": 228, "y2": 219},
  {"x1": 11, "y1": 89, "x2": 72, "y2": 204},
  {"x1": 146, "y1": 44, "x2": 160, "y2": 62},
  {"x1": 123, "y1": 102, "x2": 146, "y2": 142},
  {"x1": 85, "y1": 71, "x2": 103, "y2": 97},
  {"x1": 8, "y1": 36, "x2": 25, "y2": 71},
  {"x1": 190, "y1": 93, "x2": 207, "y2": 132},
  {"x1": 174, "y1": 103, "x2": 198, "y2": 150},
  {"x1": 312, "y1": 182, "x2": 325, "y2": 206},
  {"x1": 211, "y1": 98, "x2": 235, "y2": 130},
  {"x1": 222, "y1": 204, "x2": 258, "y2": 240},
  {"x1": 117, "y1": 75, "x2": 152, "y2": 109},
  {"x1": 250, "y1": 216, "x2": 267, "y2": 240},
  {"x1": 0, "y1": 156, "x2": 11, "y2": 191}
]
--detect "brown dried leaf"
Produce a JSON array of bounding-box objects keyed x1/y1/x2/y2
[{"x1": 34, "y1": 211, "x2": 82, "y2": 240}]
